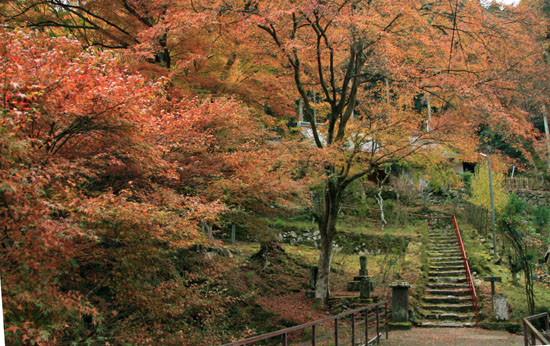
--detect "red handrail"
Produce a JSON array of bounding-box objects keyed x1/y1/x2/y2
[
  {"x1": 407, "y1": 213, "x2": 479, "y2": 327},
  {"x1": 451, "y1": 215, "x2": 479, "y2": 327}
]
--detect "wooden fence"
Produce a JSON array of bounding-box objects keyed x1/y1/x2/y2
[
  {"x1": 504, "y1": 176, "x2": 550, "y2": 192},
  {"x1": 222, "y1": 301, "x2": 390, "y2": 346}
]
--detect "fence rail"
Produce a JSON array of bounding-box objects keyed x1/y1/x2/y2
[
  {"x1": 523, "y1": 312, "x2": 550, "y2": 346},
  {"x1": 504, "y1": 176, "x2": 550, "y2": 191},
  {"x1": 222, "y1": 301, "x2": 389, "y2": 346}
]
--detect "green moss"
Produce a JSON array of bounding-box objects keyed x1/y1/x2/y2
[
  {"x1": 479, "y1": 321, "x2": 522, "y2": 334},
  {"x1": 389, "y1": 322, "x2": 412, "y2": 330}
]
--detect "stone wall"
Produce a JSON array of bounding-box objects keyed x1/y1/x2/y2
[
  {"x1": 278, "y1": 228, "x2": 412, "y2": 255},
  {"x1": 512, "y1": 190, "x2": 550, "y2": 206}
]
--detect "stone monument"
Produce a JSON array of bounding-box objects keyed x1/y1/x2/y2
[
  {"x1": 390, "y1": 281, "x2": 411, "y2": 325},
  {"x1": 347, "y1": 255, "x2": 374, "y2": 296},
  {"x1": 493, "y1": 294, "x2": 509, "y2": 321}
]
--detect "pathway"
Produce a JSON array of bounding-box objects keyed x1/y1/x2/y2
[
  {"x1": 419, "y1": 224, "x2": 476, "y2": 327},
  {"x1": 379, "y1": 327, "x2": 523, "y2": 346}
]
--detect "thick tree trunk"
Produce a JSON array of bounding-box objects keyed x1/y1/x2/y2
[
  {"x1": 314, "y1": 180, "x2": 340, "y2": 305},
  {"x1": 315, "y1": 231, "x2": 333, "y2": 305}
]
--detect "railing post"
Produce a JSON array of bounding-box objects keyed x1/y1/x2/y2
[
  {"x1": 351, "y1": 313, "x2": 355, "y2": 346},
  {"x1": 365, "y1": 308, "x2": 369, "y2": 343},
  {"x1": 385, "y1": 302, "x2": 389, "y2": 340},
  {"x1": 376, "y1": 305, "x2": 380, "y2": 344},
  {"x1": 523, "y1": 320, "x2": 529, "y2": 346},
  {"x1": 312, "y1": 325, "x2": 316, "y2": 346},
  {"x1": 546, "y1": 312, "x2": 550, "y2": 333},
  {"x1": 335, "y1": 318, "x2": 339, "y2": 346},
  {"x1": 283, "y1": 332, "x2": 288, "y2": 346},
  {"x1": 532, "y1": 330, "x2": 536, "y2": 345}
]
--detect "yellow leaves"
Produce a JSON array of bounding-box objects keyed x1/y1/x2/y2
[{"x1": 469, "y1": 160, "x2": 508, "y2": 212}]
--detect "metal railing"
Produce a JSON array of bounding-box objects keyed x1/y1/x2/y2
[
  {"x1": 222, "y1": 301, "x2": 390, "y2": 346},
  {"x1": 523, "y1": 312, "x2": 550, "y2": 346},
  {"x1": 451, "y1": 215, "x2": 478, "y2": 327}
]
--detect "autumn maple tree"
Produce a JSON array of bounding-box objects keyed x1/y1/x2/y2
[
  {"x1": 239, "y1": 0, "x2": 543, "y2": 304},
  {"x1": 0, "y1": 27, "x2": 303, "y2": 345}
]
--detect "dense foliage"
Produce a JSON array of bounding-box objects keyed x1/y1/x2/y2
[
  {"x1": 0, "y1": 28, "x2": 303, "y2": 345},
  {"x1": 1, "y1": 0, "x2": 550, "y2": 344}
]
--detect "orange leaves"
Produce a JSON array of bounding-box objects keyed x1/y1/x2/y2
[{"x1": 1, "y1": 28, "x2": 160, "y2": 160}]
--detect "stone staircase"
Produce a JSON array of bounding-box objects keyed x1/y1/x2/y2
[{"x1": 418, "y1": 226, "x2": 476, "y2": 327}]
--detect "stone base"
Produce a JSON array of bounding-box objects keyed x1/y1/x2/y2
[
  {"x1": 347, "y1": 281, "x2": 360, "y2": 292},
  {"x1": 347, "y1": 277, "x2": 374, "y2": 292},
  {"x1": 389, "y1": 322, "x2": 412, "y2": 330}
]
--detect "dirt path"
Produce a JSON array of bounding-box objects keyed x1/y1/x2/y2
[{"x1": 379, "y1": 328, "x2": 523, "y2": 346}]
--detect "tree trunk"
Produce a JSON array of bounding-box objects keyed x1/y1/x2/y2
[
  {"x1": 376, "y1": 189, "x2": 387, "y2": 231},
  {"x1": 315, "y1": 230, "x2": 334, "y2": 305},
  {"x1": 315, "y1": 180, "x2": 340, "y2": 305}
]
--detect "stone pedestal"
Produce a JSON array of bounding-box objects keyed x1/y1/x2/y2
[
  {"x1": 360, "y1": 277, "x2": 372, "y2": 299},
  {"x1": 493, "y1": 294, "x2": 509, "y2": 321},
  {"x1": 390, "y1": 281, "x2": 411, "y2": 323}
]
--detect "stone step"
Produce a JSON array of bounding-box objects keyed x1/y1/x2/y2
[
  {"x1": 429, "y1": 239, "x2": 457, "y2": 245},
  {"x1": 430, "y1": 261, "x2": 463, "y2": 267},
  {"x1": 430, "y1": 265, "x2": 464, "y2": 272},
  {"x1": 429, "y1": 236, "x2": 456, "y2": 240},
  {"x1": 421, "y1": 303, "x2": 473, "y2": 313},
  {"x1": 430, "y1": 256, "x2": 463, "y2": 264},
  {"x1": 422, "y1": 295, "x2": 472, "y2": 304},
  {"x1": 429, "y1": 241, "x2": 458, "y2": 246},
  {"x1": 417, "y1": 321, "x2": 475, "y2": 328},
  {"x1": 429, "y1": 276, "x2": 466, "y2": 283},
  {"x1": 426, "y1": 288, "x2": 470, "y2": 296},
  {"x1": 428, "y1": 282, "x2": 469, "y2": 290},
  {"x1": 429, "y1": 235, "x2": 458, "y2": 245},
  {"x1": 419, "y1": 309, "x2": 475, "y2": 321},
  {"x1": 430, "y1": 250, "x2": 459, "y2": 254},
  {"x1": 429, "y1": 270, "x2": 466, "y2": 277},
  {"x1": 429, "y1": 247, "x2": 459, "y2": 252},
  {"x1": 429, "y1": 246, "x2": 459, "y2": 251},
  {"x1": 430, "y1": 248, "x2": 461, "y2": 253},
  {"x1": 429, "y1": 251, "x2": 461, "y2": 256}
]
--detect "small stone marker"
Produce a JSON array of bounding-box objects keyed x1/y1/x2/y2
[
  {"x1": 390, "y1": 281, "x2": 411, "y2": 323},
  {"x1": 493, "y1": 294, "x2": 509, "y2": 321},
  {"x1": 483, "y1": 276, "x2": 502, "y2": 299}
]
